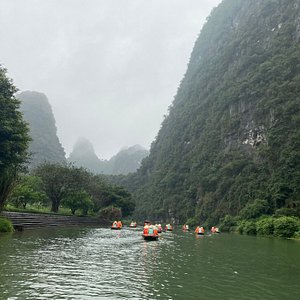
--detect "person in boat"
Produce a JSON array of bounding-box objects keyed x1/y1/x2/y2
[
  {"x1": 143, "y1": 224, "x2": 149, "y2": 235},
  {"x1": 182, "y1": 224, "x2": 189, "y2": 230},
  {"x1": 165, "y1": 224, "x2": 173, "y2": 231},
  {"x1": 157, "y1": 224, "x2": 162, "y2": 233},
  {"x1": 195, "y1": 226, "x2": 205, "y2": 234},
  {"x1": 117, "y1": 221, "x2": 122, "y2": 229},
  {"x1": 211, "y1": 226, "x2": 216, "y2": 233},
  {"x1": 112, "y1": 221, "x2": 118, "y2": 228},
  {"x1": 130, "y1": 221, "x2": 137, "y2": 227}
]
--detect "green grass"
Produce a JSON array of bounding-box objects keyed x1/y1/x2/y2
[
  {"x1": 0, "y1": 217, "x2": 14, "y2": 233},
  {"x1": 4, "y1": 204, "x2": 95, "y2": 217}
]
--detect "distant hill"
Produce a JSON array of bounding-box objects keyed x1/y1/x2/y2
[
  {"x1": 109, "y1": 145, "x2": 149, "y2": 175},
  {"x1": 18, "y1": 91, "x2": 66, "y2": 168},
  {"x1": 68, "y1": 138, "x2": 110, "y2": 174},
  {"x1": 68, "y1": 139, "x2": 149, "y2": 175}
]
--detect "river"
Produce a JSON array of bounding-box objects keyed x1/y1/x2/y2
[{"x1": 0, "y1": 227, "x2": 299, "y2": 300}]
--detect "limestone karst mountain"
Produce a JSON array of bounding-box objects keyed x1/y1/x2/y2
[
  {"x1": 129, "y1": 0, "x2": 300, "y2": 224},
  {"x1": 18, "y1": 91, "x2": 66, "y2": 168}
]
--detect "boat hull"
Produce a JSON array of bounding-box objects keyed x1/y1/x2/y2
[
  {"x1": 143, "y1": 234, "x2": 158, "y2": 241},
  {"x1": 111, "y1": 227, "x2": 122, "y2": 230}
]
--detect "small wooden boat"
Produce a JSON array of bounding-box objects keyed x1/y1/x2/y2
[
  {"x1": 111, "y1": 221, "x2": 122, "y2": 230},
  {"x1": 196, "y1": 232, "x2": 204, "y2": 235},
  {"x1": 111, "y1": 226, "x2": 121, "y2": 230},
  {"x1": 129, "y1": 222, "x2": 137, "y2": 228},
  {"x1": 142, "y1": 234, "x2": 159, "y2": 241}
]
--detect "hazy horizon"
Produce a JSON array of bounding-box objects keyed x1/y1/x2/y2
[{"x1": 0, "y1": 0, "x2": 222, "y2": 159}]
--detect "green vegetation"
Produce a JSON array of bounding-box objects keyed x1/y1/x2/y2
[
  {"x1": 273, "y1": 216, "x2": 299, "y2": 238},
  {"x1": 8, "y1": 175, "x2": 47, "y2": 209},
  {"x1": 118, "y1": 0, "x2": 300, "y2": 229},
  {"x1": 62, "y1": 190, "x2": 93, "y2": 215},
  {"x1": 0, "y1": 66, "x2": 30, "y2": 212},
  {"x1": 221, "y1": 214, "x2": 300, "y2": 238},
  {"x1": 0, "y1": 217, "x2": 14, "y2": 233},
  {"x1": 6, "y1": 162, "x2": 135, "y2": 219}
]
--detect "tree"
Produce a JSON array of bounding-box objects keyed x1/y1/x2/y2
[
  {"x1": 62, "y1": 190, "x2": 93, "y2": 215},
  {"x1": 8, "y1": 175, "x2": 47, "y2": 209},
  {"x1": 0, "y1": 66, "x2": 30, "y2": 211},
  {"x1": 34, "y1": 163, "x2": 70, "y2": 212}
]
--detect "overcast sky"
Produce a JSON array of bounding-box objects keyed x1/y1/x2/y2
[{"x1": 0, "y1": 0, "x2": 221, "y2": 159}]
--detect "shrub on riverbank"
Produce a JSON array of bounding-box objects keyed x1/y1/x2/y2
[
  {"x1": 273, "y1": 216, "x2": 299, "y2": 238},
  {"x1": 219, "y1": 215, "x2": 237, "y2": 232},
  {"x1": 237, "y1": 220, "x2": 257, "y2": 235},
  {"x1": 0, "y1": 217, "x2": 14, "y2": 233},
  {"x1": 256, "y1": 217, "x2": 274, "y2": 236},
  {"x1": 234, "y1": 216, "x2": 300, "y2": 238}
]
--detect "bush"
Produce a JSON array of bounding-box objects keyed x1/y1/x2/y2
[
  {"x1": 274, "y1": 208, "x2": 298, "y2": 217},
  {"x1": 0, "y1": 217, "x2": 14, "y2": 233},
  {"x1": 219, "y1": 214, "x2": 237, "y2": 232},
  {"x1": 256, "y1": 217, "x2": 274, "y2": 236},
  {"x1": 239, "y1": 199, "x2": 270, "y2": 220},
  {"x1": 273, "y1": 216, "x2": 299, "y2": 238},
  {"x1": 237, "y1": 220, "x2": 256, "y2": 235},
  {"x1": 186, "y1": 217, "x2": 198, "y2": 228}
]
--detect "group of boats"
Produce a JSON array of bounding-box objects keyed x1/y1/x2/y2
[{"x1": 111, "y1": 220, "x2": 220, "y2": 240}]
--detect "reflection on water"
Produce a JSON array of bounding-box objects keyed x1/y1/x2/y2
[{"x1": 0, "y1": 227, "x2": 300, "y2": 299}]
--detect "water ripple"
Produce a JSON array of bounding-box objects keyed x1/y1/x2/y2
[{"x1": 0, "y1": 228, "x2": 300, "y2": 299}]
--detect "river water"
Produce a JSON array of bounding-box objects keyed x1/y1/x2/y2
[{"x1": 0, "y1": 227, "x2": 299, "y2": 300}]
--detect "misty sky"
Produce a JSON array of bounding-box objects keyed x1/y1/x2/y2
[{"x1": 0, "y1": 0, "x2": 221, "y2": 159}]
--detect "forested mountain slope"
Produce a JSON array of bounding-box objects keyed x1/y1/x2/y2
[
  {"x1": 131, "y1": 0, "x2": 300, "y2": 225},
  {"x1": 18, "y1": 91, "x2": 66, "y2": 168}
]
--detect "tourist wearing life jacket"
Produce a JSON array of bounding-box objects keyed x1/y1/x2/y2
[
  {"x1": 166, "y1": 224, "x2": 172, "y2": 230},
  {"x1": 112, "y1": 221, "x2": 118, "y2": 228},
  {"x1": 211, "y1": 226, "x2": 216, "y2": 233},
  {"x1": 143, "y1": 224, "x2": 149, "y2": 235},
  {"x1": 117, "y1": 221, "x2": 122, "y2": 228},
  {"x1": 195, "y1": 226, "x2": 204, "y2": 234}
]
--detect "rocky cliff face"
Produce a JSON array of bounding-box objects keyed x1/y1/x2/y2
[
  {"x1": 18, "y1": 91, "x2": 66, "y2": 169},
  {"x1": 131, "y1": 0, "x2": 300, "y2": 224}
]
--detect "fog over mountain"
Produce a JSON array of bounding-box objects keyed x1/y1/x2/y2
[
  {"x1": 0, "y1": 0, "x2": 221, "y2": 159},
  {"x1": 68, "y1": 138, "x2": 149, "y2": 175},
  {"x1": 18, "y1": 91, "x2": 66, "y2": 168}
]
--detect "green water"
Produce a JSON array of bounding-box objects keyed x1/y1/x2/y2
[{"x1": 0, "y1": 227, "x2": 299, "y2": 300}]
